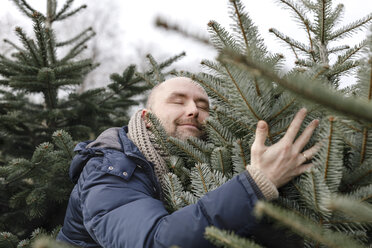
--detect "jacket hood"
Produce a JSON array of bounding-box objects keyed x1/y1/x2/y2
[{"x1": 69, "y1": 127, "x2": 123, "y2": 183}]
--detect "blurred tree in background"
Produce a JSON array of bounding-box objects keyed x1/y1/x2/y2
[{"x1": 0, "y1": 0, "x2": 183, "y2": 246}]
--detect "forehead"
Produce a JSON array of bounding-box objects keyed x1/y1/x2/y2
[{"x1": 156, "y1": 79, "x2": 208, "y2": 102}]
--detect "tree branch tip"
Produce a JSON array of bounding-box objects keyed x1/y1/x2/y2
[
  {"x1": 208, "y1": 21, "x2": 216, "y2": 27},
  {"x1": 269, "y1": 28, "x2": 274, "y2": 32},
  {"x1": 254, "y1": 201, "x2": 265, "y2": 218},
  {"x1": 328, "y1": 116, "x2": 335, "y2": 121},
  {"x1": 32, "y1": 11, "x2": 40, "y2": 18}
]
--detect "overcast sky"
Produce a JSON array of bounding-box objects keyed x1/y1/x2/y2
[{"x1": 0, "y1": 0, "x2": 371, "y2": 88}]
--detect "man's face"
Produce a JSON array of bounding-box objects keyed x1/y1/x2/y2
[{"x1": 147, "y1": 78, "x2": 210, "y2": 140}]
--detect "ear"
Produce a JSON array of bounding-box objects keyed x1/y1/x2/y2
[{"x1": 142, "y1": 109, "x2": 151, "y2": 128}]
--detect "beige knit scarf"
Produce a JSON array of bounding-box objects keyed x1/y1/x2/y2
[{"x1": 127, "y1": 110, "x2": 169, "y2": 189}]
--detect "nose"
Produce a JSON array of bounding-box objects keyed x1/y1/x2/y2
[{"x1": 186, "y1": 101, "x2": 199, "y2": 118}]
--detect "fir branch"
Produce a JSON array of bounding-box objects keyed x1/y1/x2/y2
[
  {"x1": 335, "y1": 40, "x2": 367, "y2": 65},
  {"x1": 191, "y1": 73, "x2": 230, "y2": 105},
  {"x1": 206, "y1": 118, "x2": 235, "y2": 146},
  {"x1": 342, "y1": 157, "x2": 372, "y2": 188},
  {"x1": 268, "y1": 99, "x2": 295, "y2": 122},
  {"x1": 53, "y1": 0, "x2": 74, "y2": 21},
  {"x1": 33, "y1": 12, "x2": 48, "y2": 67},
  {"x1": 147, "y1": 112, "x2": 172, "y2": 156},
  {"x1": 230, "y1": 0, "x2": 249, "y2": 53},
  {"x1": 60, "y1": 31, "x2": 95, "y2": 63},
  {"x1": 193, "y1": 164, "x2": 209, "y2": 196},
  {"x1": 327, "y1": 195, "x2": 372, "y2": 223},
  {"x1": 52, "y1": 130, "x2": 74, "y2": 159},
  {"x1": 167, "y1": 137, "x2": 209, "y2": 164},
  {"x1": 324, "y1": 117, "x2": 334, "y2": 180},
  {"x1": 163, "y1": 173, "x2": 184, "y2": 211},
  {"x1": 360, "y1": 128, "x2": 368, "y2": 164},
  {"x1": 1, "y1": 56, "x2": 38, "y2": 74},
  {"x1": 205, "y1": 226, "x2": 264, "y2": 248},
  {"x1": 56, "y1": 4, "x2": 87, "y2": 22},
  {"x1": 269, "y1": 28, "x2": 310, "y2": 54},
  {"x1": 254, "y1": 201, "x2": 365, "y2": 248},
  {"x1": 330, "y1": 13, "x2": 372, "y2": 41},
  {"x1": 278, "y1": 0, "x2": 315, "y2": 32},
  {"x1": 211, "y1": 147, "x2": 231, "y2": 176},
  {"x1": 54, "y1": 59, "x2": 92, "y2": 75},
  {"x1": 223, "y1": 64, "x2": 261, "y2": 120},
  {"x1": 20, "y1": 0, "x2": 37, "y2": 16},
  {"x1": 277, "y1": 0, "x2": 316, "y2": 58},
  {"x1": 10, "y1": 0, "x2": 34, "y2": 18},
  {"x1": 232, "y1": 139, "x2": 248, "y2": 174},
  {"x1": 329, "y1": 44, "x2": 350, "y2": 54},
  {"x1": 187, "y1": 137, "x2": 214, "y2": 156},
  {"x1": 146, "y1": 54, "x2": 165, "y2": 84},
  {"x1": 56, "y1": 27, "x2": 93, "y2": 47},
  {"x1": 14, "y1": 27, "x2": 40, "y2": 66},
  {"x1": 0, "y1": 232, "x2": 19, "y2": 247},
  {"x1": 208, "y1": 21, "x2": 239, "y2": 52},
  {"x1": 320, "y1": 0, "x2": 326, "y2": 45},
  {"x1": 328, "y1": 60, "x2": 360, "y2": 79},
  {"x1": 253, "y1": 76, "x2": 261, "y2": 96},
  {"x1": 155, "y1": 17, "x2": 211, "y2": 45},
  {"x1": 218, "y1": 50, "x2": 372, "y2": 122},
  {"x1": 215, "y1": 108, "x2": 255, "y2": 133},
  {"x1": 2, "y1": 39, "x2": 25, "y2": 52}
]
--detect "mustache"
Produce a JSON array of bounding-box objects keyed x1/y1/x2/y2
[{"x1": 176, "y1": 119, "x2": 205, "y2": 130}]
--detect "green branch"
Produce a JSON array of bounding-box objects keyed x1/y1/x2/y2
[{"x1": 218, "y1": 50, "x2": 372, "y2": 123}]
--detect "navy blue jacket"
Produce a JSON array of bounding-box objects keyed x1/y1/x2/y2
[{"x1": 57, "y1": 127, "x2": 265, "y2": 247}]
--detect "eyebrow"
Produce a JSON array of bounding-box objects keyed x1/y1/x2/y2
[{"x1": 167, "y1": 92, "x2": 209, "y2": 105}]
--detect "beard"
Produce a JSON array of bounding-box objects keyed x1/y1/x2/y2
[{"x1": 169, "y1": 119, "x2": 207, "y2": 141}]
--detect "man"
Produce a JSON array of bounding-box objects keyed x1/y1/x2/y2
[{"x1": 57, "y1": 77, "x2": 318, "y2": 247}]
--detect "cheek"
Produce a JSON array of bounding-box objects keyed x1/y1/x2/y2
[{"x1": 199, "y1": 112, "x2": 209, "y2": 123}]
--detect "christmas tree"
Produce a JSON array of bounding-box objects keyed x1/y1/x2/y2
[
  {"x1": 0, "y1": 0, "x2": 183, "y2": 246},
  {"x1": 147, "y1": 0, "x2": 372, "y2": 247}
]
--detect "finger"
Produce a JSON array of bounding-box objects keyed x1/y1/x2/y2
[
  {"x1": 297, "y1": 152, "x2": 309, "y2": 164},
  {"x1": 294, "y1": 119, "x2": 319, "y2": 152},
  {"x1": 252, "y1": 120, "x2": 268, "y2": 149},
  {"x1": 301, "y1": 143, "x2": 321, "y2": 161},
  {"x1": 294, "y1": 163, "x2": 313, "y2": 175},
  {"x1": 283, "y1": 108, "x2": 307, "y2": 142}
]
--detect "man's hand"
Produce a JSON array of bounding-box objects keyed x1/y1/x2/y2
[{"x1": 250, "y1": 108, "x2": 319, "y2": 188}]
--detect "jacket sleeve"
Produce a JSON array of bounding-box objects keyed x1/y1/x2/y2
[{"x1": 80, "y1": 155, "x2": 264, "y2": 248}]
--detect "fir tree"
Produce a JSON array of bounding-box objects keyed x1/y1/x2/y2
[{"x1": 146, "y1": 0, "x2": 372, "y2": 247}]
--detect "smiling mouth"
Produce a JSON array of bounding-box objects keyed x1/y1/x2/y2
[
  {"x1": 179, "y1": 124, "x2": 199, "y2": 129},
  {"x1": 178, "y1": 124, "x2": 202, "y2": 131}
]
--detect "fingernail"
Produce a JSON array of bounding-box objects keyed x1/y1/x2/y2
[
  {"x1": 312, "y1": 119, "x2": 319, "y2": 126},
  {"x1": 258, "y1": 121, "x2": 266, "y2": 129},
  {"x1": 301, "y1": 108, "x2": 307, "y2": 113}
]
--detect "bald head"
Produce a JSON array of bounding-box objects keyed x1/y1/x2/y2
[{"x1": 146, "y1": 77, "x2": 208, "y2": 110}]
